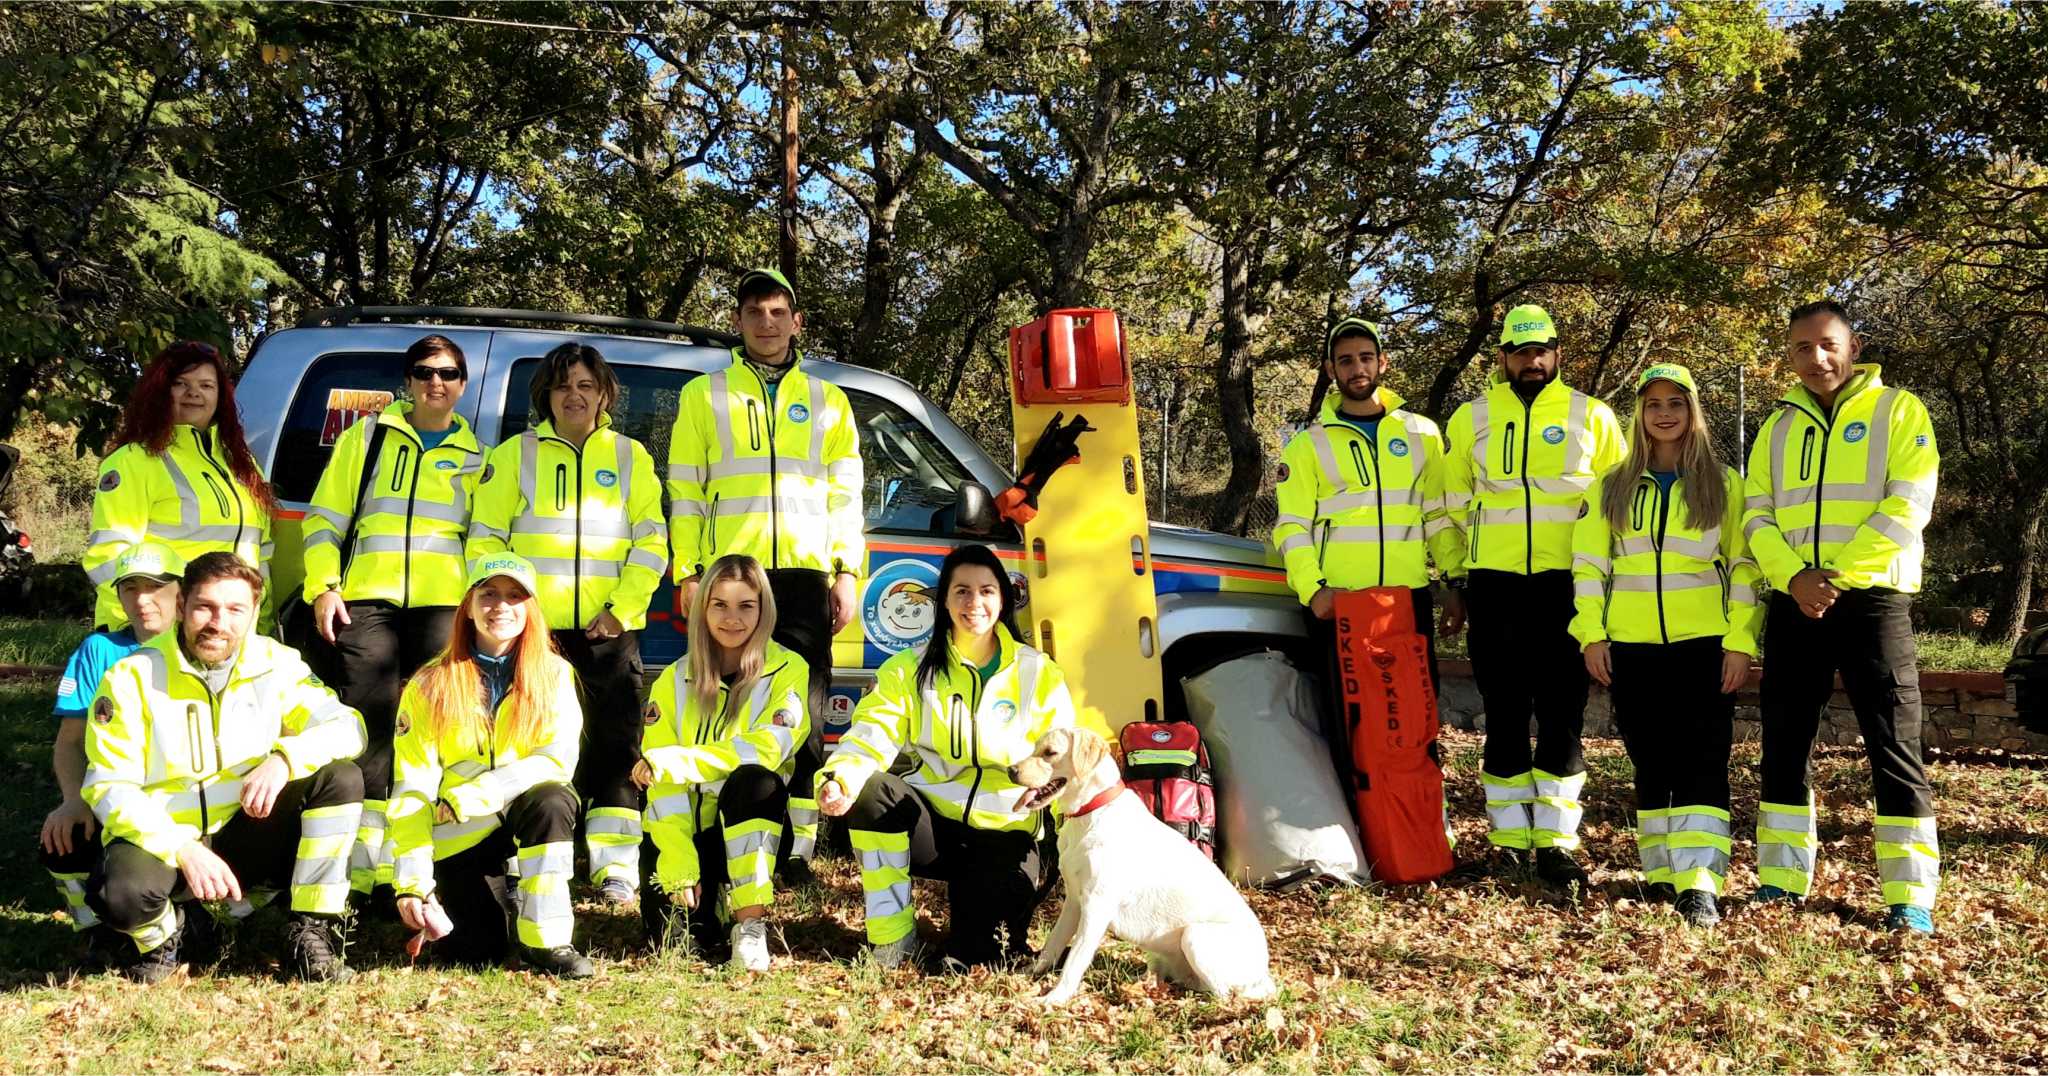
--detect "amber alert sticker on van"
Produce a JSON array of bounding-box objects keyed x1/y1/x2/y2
[{"x1": 320, "y1": 389, "x2": 395, "y2": 446}]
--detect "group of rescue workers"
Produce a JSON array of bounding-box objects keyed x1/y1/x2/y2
[
  {"x1": 34, "y1": 262, "x2": 1941, "y2": 987},
  {"x1": 1277, "y1": 300, "x2": 1939, "y2": 932}
]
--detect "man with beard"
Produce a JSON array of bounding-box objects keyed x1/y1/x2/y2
[
  {"x1": 1274, "y1": 318, "x2": 1463, "y2": 760},
  {"x1": 1443, "y1": 305, "x2": 1625, "y2": 885},
  {"x1": 81, "y1": 552, "x2": 366, "y2": 982}
]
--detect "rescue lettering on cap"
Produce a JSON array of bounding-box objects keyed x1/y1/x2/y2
[
  {"x1": 1844, "y1": 421, "x2": 1868, "y2": 443},
  {"x1": 1514, "y1": 320, "x2": 1546, "y2": 334}
]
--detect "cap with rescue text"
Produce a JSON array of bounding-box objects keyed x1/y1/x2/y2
[
  {"x1": 736, "y1": 267, "x2": 797, "y2": 307},
  {"x1": 1326, "y1": 317, "x2": 1383, "y2": 360},
  {"x1": 113, "y1": 541, "x2": 185, "y2": 584},
  {"x1": 466, "y1": 553, "x2": 540, "y2": 596},
  {"x1": 1499, "y1": 304, "x2": 1558, "y2": 350},
  {"x1": 1636, "y1": 362, "x2": 1698, "y2": 395}
]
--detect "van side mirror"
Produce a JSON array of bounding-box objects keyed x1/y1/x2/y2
[{"x1": 953, "y1": 481, "x2": 998, "y2": 536}]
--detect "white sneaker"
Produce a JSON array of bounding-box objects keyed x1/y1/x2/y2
[{"x1": 730, "y1": 918, "x2": 771, "y2": 971}]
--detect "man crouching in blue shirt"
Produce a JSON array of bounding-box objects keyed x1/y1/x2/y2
[{"x1": 40, "y1": 541, "x2": 183, "y2": 963}]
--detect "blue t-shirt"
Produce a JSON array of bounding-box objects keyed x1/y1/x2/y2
[
  {"x1": 54, "y1": 629, "x2": 140, "y2": 720},
  {"x1": 1651, "y1": 469, "x2": 1680, "y2": 497},
  {"x1": 416, "y1": 426, "x2": 453, "y2": 452},
  {"x1": 1329, "y1": 411, "x2": 1383, "y2": 444}
]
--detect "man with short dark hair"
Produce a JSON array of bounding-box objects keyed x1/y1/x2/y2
[
  {"x1": 1742, "y1": 300, "x2": 1941, "y2": 933},
  {"x1": 667, "y1": 268, "x2": 866, "y2": 887},
  {"x1": 81, "y1": 552, "x2": 367, "y2": 981}
]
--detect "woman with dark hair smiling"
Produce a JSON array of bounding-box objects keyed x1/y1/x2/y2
[
  {"x1": 84, "y1": 341, "x2": 275, "y2": 631},
  {"x1": 817, "y1": 544, "x2": 1077, "y2": 970}
]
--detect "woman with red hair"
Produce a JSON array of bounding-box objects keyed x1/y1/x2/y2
[{"x1": 83, "y1": 342, "x2": 275, "y2": 629}]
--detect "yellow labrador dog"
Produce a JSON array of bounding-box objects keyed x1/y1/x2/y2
[{"x1": 1010, "y1": 727, "x2": 1276, "y2": 1005}]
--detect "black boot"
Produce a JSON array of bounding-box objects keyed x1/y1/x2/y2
[
  {"x1": 1675, "y1": 890, "x2": 1722, "y2": 928},
  {"x1": 119, "y1": 918, "x2": 183, "y2": 985},
  {"x1": 285, "y1": 913, "x2": 354, "y2": 982},
  {"x1": 520, "y1": 944, "x2": 595, "y2": 978},
  {"x1": 1534, "y1": 847, "x2": 1588, "y2": 888}
]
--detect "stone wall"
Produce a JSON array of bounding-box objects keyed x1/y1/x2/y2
[{"x1": 1434, "y1": 659, "x2": 2048, "y2": 754}]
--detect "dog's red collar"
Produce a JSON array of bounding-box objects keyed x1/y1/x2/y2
[{"x1": 1068, "y1": 784, "x2": 1126, "y2": 818}]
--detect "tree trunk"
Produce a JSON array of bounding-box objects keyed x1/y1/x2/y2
[
  {"x1": 1207, "y1": 239, "x2": 1265, "y2": 536},
  {"x1": 1980, "y1": 484, "x2": 2047, "y2": 647}
]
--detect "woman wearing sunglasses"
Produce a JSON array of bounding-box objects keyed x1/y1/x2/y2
[{"x1": 301, "y1": 334, "x2": 486, "y2": 904}]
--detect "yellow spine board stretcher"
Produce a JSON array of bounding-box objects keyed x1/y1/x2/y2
[{"x1": 1006, "y1": 309, "x2": 1161, "y2": 738}]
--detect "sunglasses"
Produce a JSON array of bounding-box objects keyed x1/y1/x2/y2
[{"x1": 409, "y1": 364, "x2": 465, "y2": 383}]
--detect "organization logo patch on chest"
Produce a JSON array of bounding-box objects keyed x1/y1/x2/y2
[
  {"x1": 1388, "y1": 437, "x2": 1410, "y2": 457},
  {"x1": 788, "y1": 402, "x2": 809, "y2": 423},
  {"x1": 595, "y1": 469, "x2": 618, "y2": 488},
  {"x1": 1844, "y1": 421, "x2": 1868, "y2": 443},
  {"x1": 435, "y1": 459, "x2": 458, "y2": 470},
  {"x1": 991, "y1": 699, "x2": 1018, "y2": 722},
  {"x1": 1542, "y1": 425, "x2": 1566, "y2": 445}
]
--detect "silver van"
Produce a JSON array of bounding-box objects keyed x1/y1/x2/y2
[{"x1": 238, "y1": 307, "x2": 1304, "y2": 737}]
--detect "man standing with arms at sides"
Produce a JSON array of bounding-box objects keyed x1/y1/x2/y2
[
  {"x1": 1444, "y1": 305, "x2": 1626, "y2": 885},
  {"x1": 1743, "y1": 300, "x2": 1941, "y2": 933},
  {"x1": 669, "y1": 268, "x2": 865, "y2": 885}
]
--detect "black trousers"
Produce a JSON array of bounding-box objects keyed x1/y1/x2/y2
[
  {"x1": 556, "y1": 628, "x2": 646, "y2": 816},
  {"x1": 88, "y1": 760, "x2": 364, "y2": 937},
  {"x1": 39, "y1": 824, "x2": 97, "y2": 878},
  {"x1": 846, "y1": 772, "x2": 1044, "y2": 967},
  {"x1": 767, "y1": 568, "x2": 831, "y2": 861},
  {"x1": 1609, "y1": 637, "x2": 1734, "y2": 813},
  {"x1": 1760, "y1": 589, "x2": 1934, "y2": 817},
  {"x1": 327, "y1": 602, "x2": 456, "y2": 805},
  {"x1": 432, "y1": 782, "x2": 580, "y2": 965},
  {"x1": 639, "y1": 764, "x2": 790, "y2": 932},
  {"x1": 1307, "y1": 586, "x2": 1439, "y2": 801},
  {"x1": 1466, "y1": 568, "x2": 1588, "y2": 778}
]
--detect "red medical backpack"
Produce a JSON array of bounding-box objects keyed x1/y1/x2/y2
[{"x1": 1118, "y1": 720, "x2": 1217, "y2": 861}]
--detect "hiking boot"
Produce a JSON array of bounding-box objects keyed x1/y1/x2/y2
[
  {"x1": 120, "y1": 925, "x2": 182, "y2": 985},
  {"x1": 180, "y1": 902, "x2": 224, "y2": 969},
  {"x1": 1676, "y1": 890, "x2": 1722, "y2": 928},
  {"x1": 1646, "y1": 882, "x2": 1679, "y2": 904},
  {"x1": 285, "y1": 913, "x2": 354, "y2": 982},
  {"x1": 1534, "y1": 847, "x2": 1588, "y2": 888},
  {"x1": 1886, "y1": 904, "x2": 1934, "y2": 935},
  {"x1": 596, "y1": 877, "x2": 637, "y2": 907},
  {"x1": 521, "y1": 944, "x2": 595, "y2": 978},
  {"x1": 730, "y1": 919, "x2": 771, "y2": 971},
  {"x1": 1750, "y1": 884, "x2": 1802, "y2": 906},
  {"x1": 869, "y1": 934, "x2": 921, "y2": 969},
  {"x1": 777, "y1": 857, "x2": 818, "y2": 890},
  {"x1": 81, "y1": 923, "x2": 123, "y2": 973}
]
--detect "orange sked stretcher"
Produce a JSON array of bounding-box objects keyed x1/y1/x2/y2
[{"x1": 1334, "y1": 588, "x2": 1454, "y2": 884}]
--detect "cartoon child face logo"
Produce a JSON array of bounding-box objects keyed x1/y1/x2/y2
[
  {"x1": 863, "y1": 559, "x2": 942, "y2": 653},
  {"x1": 877, "y1": 582, "x2": 935, "y2": 639}
]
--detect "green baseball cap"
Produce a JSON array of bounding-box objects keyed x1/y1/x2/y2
[
  {"x1": 1637, "y1": 362, "x2": 1698, "y2": 395},
  {"x1": 466, "y1": 552, "x2": 539, "y2": 595},
  {"x1": 1499, "y1": 304, "x2": 1558, "y2": 349},
  {"x1": 1326, "y1": 317, "x2": 1383, "y2": 359},
  {"x1": 735, "y1": 267, "x2": 797, "y2": 307},
  {"x1": 113, "y1": 540, "x2": 185, "y2": 584}
]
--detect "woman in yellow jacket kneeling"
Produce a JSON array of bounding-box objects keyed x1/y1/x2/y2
[
  {"x1": 388, "y1": 553, "x2": 594, "y2": 977},
  {"x1": 633, "y1": 553, "x2": 809, "y2": 971},
  {"x1": 817, "y1": 544, "x2": 1078, "y2": 970},
  {"x1": 1570, "y1": 363, "x2": 1763, "y2": 929}
]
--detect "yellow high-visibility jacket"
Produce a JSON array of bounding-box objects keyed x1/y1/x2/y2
[
  {"x1": 466, "y1": 415, "x2": 667, "y2": 631},
  {"x1": 1444, "y1": 372, "x2": 1626, "y2": 576},
  {"x1": 84, "y1": 426, "x2": 273, "y2": 629},
  {"x1": 1273, "y1": 390, "x2": 1459, "y2": 599},
  {"x1": 667, "y1": 349, "x2": 865, "y2": 581},
  {"x1": 386, "y1": 653, "x2": 583, "y2": 896},
  {"x1": 302, "y1": 403, "x2": 484, "y2": 607},
  {"x1": 81, "y1": 632, "x2": 365, "y2": 864},
  {"x1": 1569, "y1": 465, "x2": 1765, "y2": 655},
  {"x1": 821, "y1": 628, "x2": 1076, "y2": 833},
  {"x1": 1742, "y1": 365, "x2": 1939, "y2": 593},
  {"x1": 640, "y1": 641, "x2": 811, "y2": 888}
]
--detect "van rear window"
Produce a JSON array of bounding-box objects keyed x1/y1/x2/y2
[{"x1": 273, "y1": 351, "x2": 410, "y2": 502}]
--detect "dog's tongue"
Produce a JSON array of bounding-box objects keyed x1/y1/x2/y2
[{"x1": 1014, "y1": 787, "x2": 1041, "y2": 812}]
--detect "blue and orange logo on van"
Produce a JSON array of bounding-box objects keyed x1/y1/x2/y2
[{"x1": 863, "y1": 559, "x2": 939, "y2": 654}]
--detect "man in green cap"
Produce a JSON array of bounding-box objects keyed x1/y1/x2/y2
[
  {"x1": 666, "y1": 268, "x2": 866, "y2": 886},
  {"x1": 1443, "y1": 304, "x2": 1626, "y2": 885}
]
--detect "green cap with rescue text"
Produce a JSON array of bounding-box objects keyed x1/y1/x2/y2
[
  {"x1": 466, "y1": 552, "x2": 539, "y2": 595},
  {"x1": 736, "y1": 267, "x2": 797, "y2": 307},
  {"x1": 1637, "y1": 362, "x2": 1698, "y2": 395},
  {"x1": 113, "y1": 540, "x2": 184, "y2": 584},
  {"x1": 1499, "y1": 304, "x2": 1558, "y2": 349},
  {"x1": 1326, "y1": 316, "x2": 1383, "y2": 360}
]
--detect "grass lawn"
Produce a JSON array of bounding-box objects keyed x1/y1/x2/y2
[{"x1": 0, "y1": 667, "x2": 2043, "y2": 1071}]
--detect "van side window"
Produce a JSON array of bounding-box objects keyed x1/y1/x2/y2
[
  {"x1": 843, "y1": 388, "x2": 978, "y2": 536},
  {"x1": 499, "y1": 358, "x2": 692, "y2": 464},
  {"x1": 272, "y1": 351, "x2": 410, "y2": 503}
]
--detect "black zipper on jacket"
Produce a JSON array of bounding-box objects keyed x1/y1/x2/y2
[
  {"x1": 1345, "y1": 433, "x2": 1387, "y2": 586},
  {"x1": 1781, "y1": 398, "x2": 1834, "y2": 568},
  {"x1": 1518, "y1": 397, "x2": 1535, "y2": 575},
  {"x1": 193, "y1": 428, "x2": 249, "y2": 556},
  {"x1": 395, "y1": 432, "x2": 425, "y2": 608},
  {"x1": 541, "y1": 433, "x2": 587, "y2": 627},
  {"x1": 1652, "y1": 475, "x2": 1672, "y2": 645},
  {"x1": 960, "y1": 660, "x2": 988, "y2": 819}
]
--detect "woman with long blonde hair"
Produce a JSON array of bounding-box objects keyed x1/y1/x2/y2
[
  {"x1": 387, "y1": 553, "x2": 593, "y2": 976},
  {"x1": 633, "y1": 553, "x2": 810, "y2": 970},
  {"x1": 1568, "y1": 364, "x2": 1763, "y2": 929}
]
